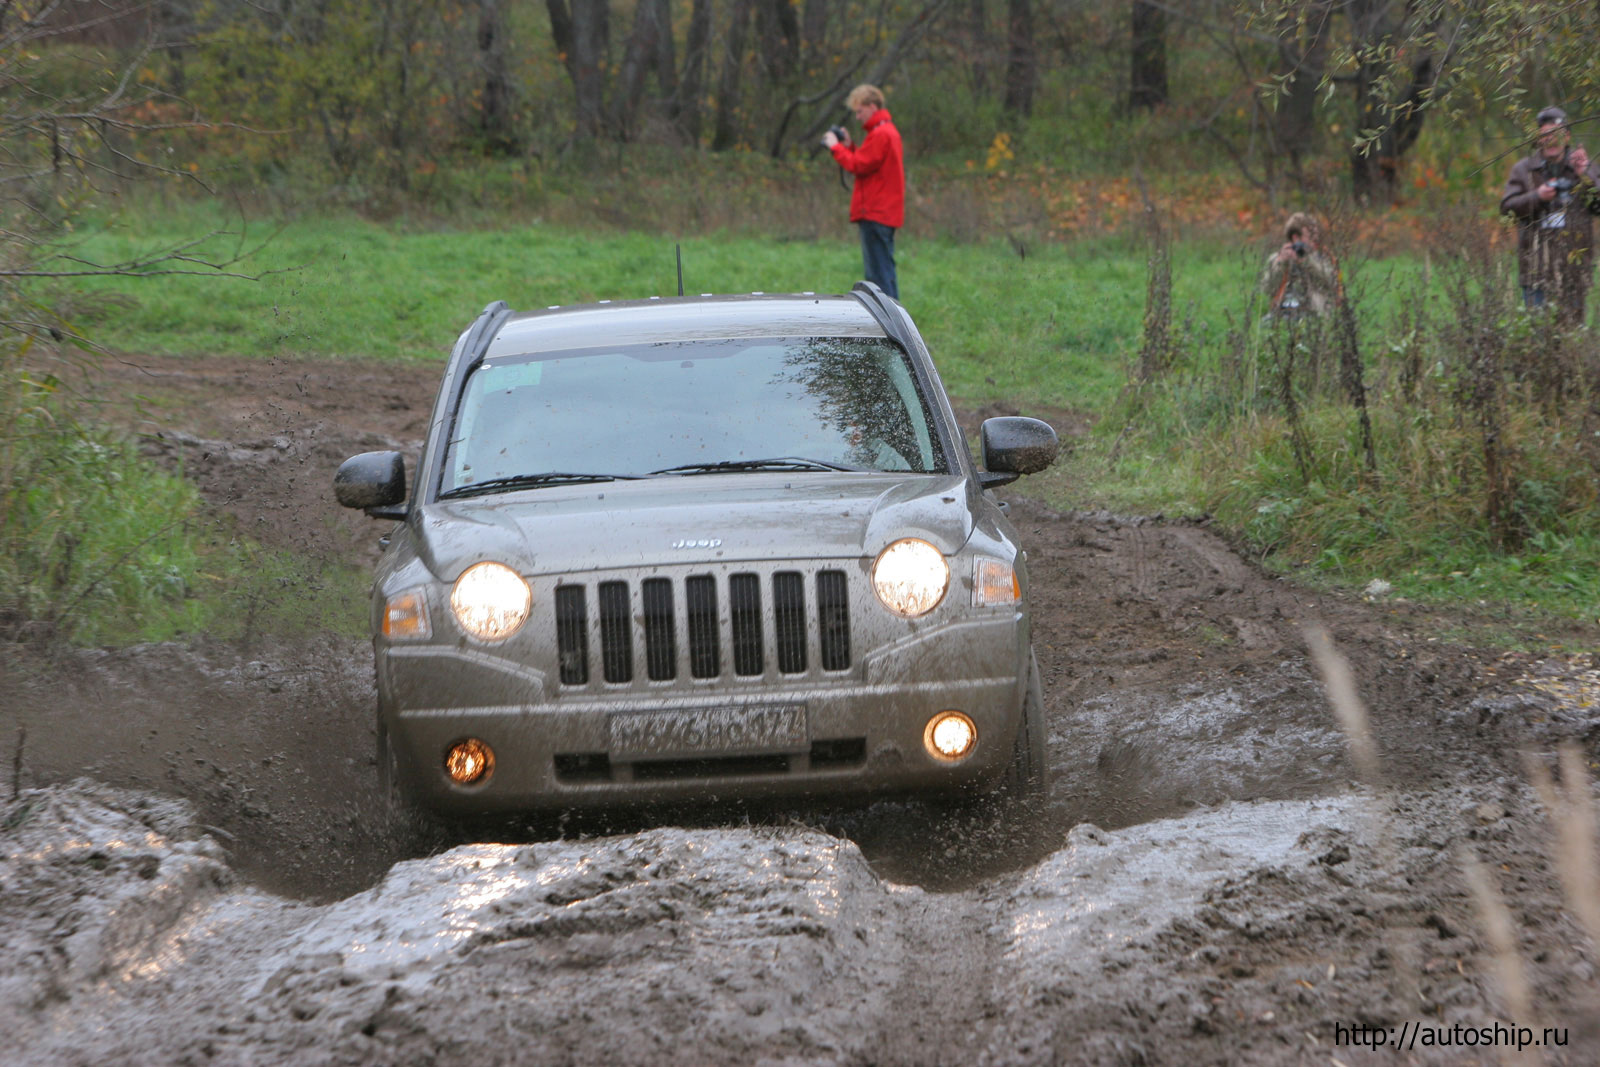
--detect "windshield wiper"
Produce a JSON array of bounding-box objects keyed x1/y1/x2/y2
[
  {"x1": 441, "y1": 472, "x2": 647, "y2": 499},
  {"x1": 650, "y1": 456, "x2": 860, "y2": 475}
]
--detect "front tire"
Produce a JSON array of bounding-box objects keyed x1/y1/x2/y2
[
  {"x1": 1003, "y1": 651, "x2": 1050, "y2": 800},
  {"x1": 376, "y1": 716, "x2": 421, "y2": 818}
]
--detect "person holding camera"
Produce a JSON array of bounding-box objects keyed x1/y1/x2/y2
[
  {"x1": 1260, "y1": 212, "x2": 1339, "y2": 319},
  {"x1": 822, "y1": 84, "x2": 904, "y2": 300},
  {"x1": 1501, "y1": 105, "x2": 1600, "y2": 325}
]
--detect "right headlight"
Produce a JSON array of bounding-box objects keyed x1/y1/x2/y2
[
  {"x1": 450, "y1": 561, "x2": 531, "y2": 641},
  {"x1": 872, "y1": 538, "x2": 949, "y2": 617}
]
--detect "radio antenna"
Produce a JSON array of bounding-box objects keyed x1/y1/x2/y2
[{"x1": 675, "y1": 244, "x2": 684, "y2": 297}]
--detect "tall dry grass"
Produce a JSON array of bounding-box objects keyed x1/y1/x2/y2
[{"x1": 1310, "y1": 624, "x2": 1598, "y2": 1066}]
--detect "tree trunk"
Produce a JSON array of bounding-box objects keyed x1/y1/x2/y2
[
  {"x1": 1345, "y1": 0, "x2": 1436, "y2": 204},
  {"x1": 800, "y1": 0, "x2": 831, "y2": 71},
  {"x1": 1350, "y1": 50, "x2": 1432, "y2": 203},
  {"x1": 1271, "y1": 1, "x2": 1329, "y2": 175},
  {"x1": 967, "y1": 0, "x2": 990, "y2": 93},
  {"x1": 1002, "y1": 0, "x2": 1035, "y2": 117},
  {"x1": 546, "y1": 0, "x2": 609, "y2": 140},
  {"x1": 652, "y1": 0, "x2": 678, "y2": 103},
  {"x1": 477, "y1": 0, "x2": 518, "y2": 153},
  {"x1": 755, "y1": 0, "x2": 800, "y2": 83},
  {"x1": 1128, "y1": 0, "x2": 1166, "y2": 111},
  {"x1": 675, "y1": 0, "x2": 713, "y2": 144},
  {"x1": 712, "y1": 0, "x2": 753, "y2": 151},
  {"x1": 613, "y1": 0, "x2": 665, "y2": 139}
]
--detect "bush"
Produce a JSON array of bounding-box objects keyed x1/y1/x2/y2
[
  {"x1": 1102, "y1": 205, "x2": 1600, "y2": 619},
  {"x1": 0, "y1": 360, "x2": 207, "y2": 643}
]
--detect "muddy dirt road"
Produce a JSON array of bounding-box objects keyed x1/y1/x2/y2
[{"x1": 4, "y1": 355, "x2": 1600, "y2": 1065}]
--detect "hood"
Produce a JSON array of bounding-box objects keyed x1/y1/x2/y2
[{"x1": 410, "y1": 472, "x2": 974, "y2": 581}]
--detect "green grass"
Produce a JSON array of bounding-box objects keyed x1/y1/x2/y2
[
  {"x1": 57, "y1": 201, "x2": 1413, "y2": 415},
  {"x1": 49, "y1": 199, "x2": 1599, "y2": 643},
  {"x1": 0, "y1": 413, "x2": 366, "y2": 645}
]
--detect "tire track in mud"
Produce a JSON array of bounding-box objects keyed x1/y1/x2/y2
[{"x1": 1011, "y1": 500, "x2": 1351, "y2": 838}]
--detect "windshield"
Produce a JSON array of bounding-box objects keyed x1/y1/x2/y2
[{"x1": 442, "y1": 337, "x2": 949, "y2": 493}]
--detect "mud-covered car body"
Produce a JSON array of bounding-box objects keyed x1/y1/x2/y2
[{"x1": 335, "y1": 284, "x2": 1057, "y2": 815}]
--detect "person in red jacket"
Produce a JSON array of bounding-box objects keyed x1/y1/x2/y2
[{"x1": 823, "y1": 84, "x2": 905, "y2": 300}]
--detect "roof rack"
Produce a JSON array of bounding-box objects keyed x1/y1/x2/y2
[
  {"x1": 425, "y1": 300, "x2": 512, "y2": 500},
  {"x1": 458, "y1": 299, "x2": 512, "y2": 373},
  {"x1": 849, "y1": 282, "x2": 913, "y2": 350}
]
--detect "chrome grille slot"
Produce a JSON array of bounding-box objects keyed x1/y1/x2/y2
[
  {"x1": 598, "y1": 581, "x2": 633, "y2": 683},
  {"x1": 555, "y1": 585, "x2": 589, "y2": 685},
  {"x1": 555, "y1": 567, "x2": 849, "y2": 686},
  {"x1": 686, "y1": 575, "x2": 719, "y2": 678},
  {"x1": 817, "y1": 569, "x2": 850, "y2": 670},
  {"x1": 641, "y1": 577, "x2": 676, "y2": 681},
  {"x1": 730, "y1": 573, "x2": 764, "y2": 676},
  {"x1": 773, "y1": 571, "x2": 807, "y2": 674}
]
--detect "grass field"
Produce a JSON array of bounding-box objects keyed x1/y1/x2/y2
[
  {"x1": 59, "y1": 202, "x2": 1426, "y2": 414},
  {"x1": 42, "y1": 201, "x2": 1599, "y2": 642}
]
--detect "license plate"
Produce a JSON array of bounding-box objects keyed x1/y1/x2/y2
[{"x1": 608, "y1": 703, "x2": 809, "y2": 760}]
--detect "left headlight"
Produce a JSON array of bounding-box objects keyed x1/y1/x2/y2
[
  {"x1": 451, "y1": 561, "x2": 531, "y2": 641},
  {"x1": 872, "y1": 538, "x2": 949, "y2": 617}
]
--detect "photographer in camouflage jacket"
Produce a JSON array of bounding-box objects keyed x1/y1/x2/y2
[
  {"x1": 1260, "y1": 212, "x2": 1339, "y2": 320},
  {"x1": 1501, "y1": 105, "x2": 1600, "y2": 326}
]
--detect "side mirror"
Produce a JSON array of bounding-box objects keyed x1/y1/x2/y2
[
  {"x1": 334, "y1": 451, "x2": 407, "y2": 516},
  {"x1": 979, "y1": 417, "x2": 1059, "y2": 488}
]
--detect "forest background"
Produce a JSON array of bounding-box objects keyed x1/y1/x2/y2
[{"x1": 2, "y1": 0, "x2": 1598, "y2": 647}]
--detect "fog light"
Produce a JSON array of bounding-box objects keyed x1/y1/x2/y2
[
  {"x1": 445, "y1": 739, "x2": 495, "y2": 786},
  {"x1": 924, "y1": 711, "x2": 977, "y2": 761}
]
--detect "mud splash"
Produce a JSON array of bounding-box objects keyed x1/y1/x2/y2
[{"x1": 6, "y1": 780, "x2": 1432, "y2": 1067}]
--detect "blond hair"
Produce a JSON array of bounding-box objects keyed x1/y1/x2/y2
[{"x1": 846, "y1": 84, "x2": 885, "y2": 111}]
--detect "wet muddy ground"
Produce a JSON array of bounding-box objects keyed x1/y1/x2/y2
[{"x1": 4, "y1": 354, "x2": 1600, "y2": 1065}]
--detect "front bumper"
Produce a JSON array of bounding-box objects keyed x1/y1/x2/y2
[{"x1": 379, "y1": 616, "x2": 1028, "y2": 813}]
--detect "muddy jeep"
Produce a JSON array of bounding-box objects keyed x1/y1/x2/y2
[{"x1": 334, "y1": 284, "x2": 1059, "y2": 815}]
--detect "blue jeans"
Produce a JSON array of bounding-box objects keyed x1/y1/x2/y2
[{"x1": 857, "y1": 220, "x2": 899, "y2": 300}]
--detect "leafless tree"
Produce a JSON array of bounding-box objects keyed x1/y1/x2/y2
[
  {"x1": 712, "y1": 0, "x2": 754, "y2": 151},
  {"x1": 476, "y1": 0, "x2": 518, "y2": 153},
  {"x1": 1003, "y1": 0, "x2": 1036, "y2": 116},
  {"x1": 1129, "y1": 0, "x2": 1168, "y2": 111},
  {"x1": 1, "y1": 1, "x2": 262, "y2": 310},
  {"x1": 674, "y1": 0, "x2": 713, "y2": 144},
  {"x1": 1269, "y1": 0, "x2": 1331, "y2": 179},
  {"x1": 546, "y1": 0, "x2": 610, "y2": 140}
]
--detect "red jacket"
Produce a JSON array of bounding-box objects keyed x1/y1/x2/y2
[{"x1": 830, "y1": 109, "x2": 904, "y2": 229}]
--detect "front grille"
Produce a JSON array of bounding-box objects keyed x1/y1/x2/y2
[
  {"x1": 686, "y1": 575, "x2": 719, "y2": 678},
  {"x1": 641, "y1": 578, "x2": 676, "y2": 681},
  {"x1": 598, "y1": 581, "x2": 632, "y2": 683},
  {"x1": 555, "y1": 585, "x2": 589, "y2": 685},
  {"x1": 817, "y1": 570, "x2": 850, "y2": 671},
  {"x1": 555, "y1": 569, "x2": 851, "y2": 685},
  {"x1": 730, "y1": 573, "x2": 763, "y2": 677},
  {"x1": 772, "y1": 571, "x2": 807, "y2": 674}
]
